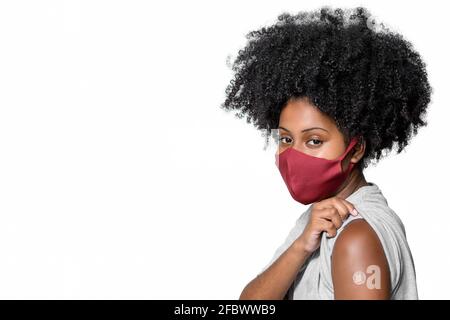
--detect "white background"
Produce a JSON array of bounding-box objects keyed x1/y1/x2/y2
[{"x1": 0, "y1": 0, "x2": 448, "y2": 299}]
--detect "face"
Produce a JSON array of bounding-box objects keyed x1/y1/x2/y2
[{"x1": 277, "y1": 97, "x2": 364, "y2": 169}]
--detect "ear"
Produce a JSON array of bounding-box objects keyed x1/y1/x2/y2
[{"x1": 352, "y1": 136, "x2": 366, "y2": 162}]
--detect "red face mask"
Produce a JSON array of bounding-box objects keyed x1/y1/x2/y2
[{"x1": 275, "y1": 136, "x2": 359, "y2": 205}]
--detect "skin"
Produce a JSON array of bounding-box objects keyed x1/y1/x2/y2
[{"x1": 240, "y1": 96, "x2": 390, "y2": 300}]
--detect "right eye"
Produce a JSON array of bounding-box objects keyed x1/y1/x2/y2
[{"x1": 279, "y1": 136, "x2": 293, "y2": 145}]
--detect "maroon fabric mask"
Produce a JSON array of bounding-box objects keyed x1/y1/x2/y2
[{"x1": 275, "y1": 136, "x2": 359, "y2": 205}]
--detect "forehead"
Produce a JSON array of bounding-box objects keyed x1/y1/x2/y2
[{"x1": 279, "y1": 97, "x2": 336, "y2": 130}]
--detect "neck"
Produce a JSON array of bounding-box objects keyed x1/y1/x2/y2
[{"x1": 333, "y1": 167, "x2": 369, "y2": 200}]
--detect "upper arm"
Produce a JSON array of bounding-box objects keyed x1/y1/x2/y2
[{"x1": 331, "y1": 219, "x2": 391, "y2": 300}]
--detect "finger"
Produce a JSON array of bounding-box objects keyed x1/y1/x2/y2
[
  {"x1": 331, "y1": 198, "x2": 356, "y2": 219},
  {"x1": 334, "y1": 197, "x2": 358, "y2": 216},
  {"x1": 322, "y1": 220, "x2": 337, "y2": 238},
  {"x1": 316, "y1": 206, "x2": 337, "y2": 219},
  {"x1": 318, "y1": 199, "x2": 349, "y2": 221},
  {"x1": 314, "y1": 197, "x2": 358, "y2": 218},
  {"x1": 329, "y1": 210, "x2": 344, "y2": 229},
  {"x1": 319, "y1": 207, "x2": 343, "y2": 229}
]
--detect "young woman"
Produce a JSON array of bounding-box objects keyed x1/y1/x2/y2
[{"x1": 221, "y1": 7, "x2": 431, "y2": 300}]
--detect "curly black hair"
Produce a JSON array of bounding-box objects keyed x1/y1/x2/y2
[{"x1": 221, "y1": 6, "x2": 432, "y2": 170}]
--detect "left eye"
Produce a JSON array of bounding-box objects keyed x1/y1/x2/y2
[{"x1": 308, "y1": 139, "x2": 322, "y2": 146}]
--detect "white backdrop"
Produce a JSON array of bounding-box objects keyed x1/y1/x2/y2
[{"x1": 0, "y1": 0, "x2": 448, "y2": 299}]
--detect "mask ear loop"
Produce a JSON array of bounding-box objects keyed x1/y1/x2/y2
[
  {"x1": 337, "y1": 136, "x2": 360, "y2": 161},
  {"x1": 337, "y1": 136, "x2": 360, "y2": 174}
]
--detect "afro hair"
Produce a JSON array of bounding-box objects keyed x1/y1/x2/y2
[{"x1": 221, "y1": 6, "x2": 432, "y2": 170}]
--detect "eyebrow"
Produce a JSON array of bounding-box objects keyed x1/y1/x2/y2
[{"x1": 278, "y1": 126, "x2": 329, "y2": 133}]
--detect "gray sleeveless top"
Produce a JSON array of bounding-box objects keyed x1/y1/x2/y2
[{"x1": 259, "y1": 182, "x2": 418, "y2": 299}]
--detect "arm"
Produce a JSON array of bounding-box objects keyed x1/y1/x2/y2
[
  {"x1": 241, "y1": 197, "x2": 358, "y2": 300},
  {"x1": 331, "y1": 219, "x2": 391, "y2": 299},
  {"x1": 239, "y1": 239, "x2": 311, "y2": 300}
]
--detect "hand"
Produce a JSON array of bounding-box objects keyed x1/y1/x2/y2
[{"x1": 296, "y1": 197, "x2": 358, "y2": 254}]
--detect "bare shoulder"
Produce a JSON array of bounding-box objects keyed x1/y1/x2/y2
[{"x1": 331, "y1": 219, "x2": 391, "y2": 299}]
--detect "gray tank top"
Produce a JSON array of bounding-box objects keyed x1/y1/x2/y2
[{"x1": 259, "y1": 182, "x2": 418, "y2": 299}]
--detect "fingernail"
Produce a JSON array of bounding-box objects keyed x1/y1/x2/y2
[{"x1": 351, "y1": 208, "x2": 358, "y2": 216}]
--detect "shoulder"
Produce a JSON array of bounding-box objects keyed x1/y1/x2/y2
[
  {"x1": 331, "y1": 219, "x2": 391, "y2": 299},
  {"x1": 334, "y1": 219, "x2": 381, "y2": 252}
]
